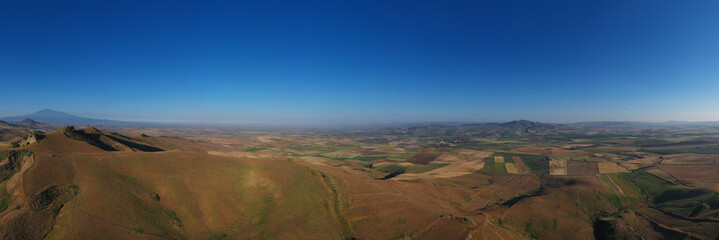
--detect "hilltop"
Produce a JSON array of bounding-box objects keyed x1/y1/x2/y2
[
  {"x1": 54, "y1": 126, "x2": 163, "y2": 152},
  {"x1": 0, "y1": 126, "x2": 345, "y2": 239}
]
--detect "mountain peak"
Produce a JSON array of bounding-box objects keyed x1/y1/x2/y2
[
  {"x1": 501, "y1": 119, "x2": 541, "y2": 127},
  {"x1": 20, "y1": 118, "x2": 38, "y2": 124},
  {"x1": 32, "y1": 109, "x2": 75, "y2": 117},
  {"x1": 1, "y1": 109, "x2": 109, "y2": 125},
  {"x1": 83, "y1": 127, "x2": 102, "y2": 134}
]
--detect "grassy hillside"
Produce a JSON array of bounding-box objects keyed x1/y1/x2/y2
[
  {"x1": 0, "y1": 130, "x2": 344, "y2": 239},
  {"x1": 619, "y1": 171, "x2": 719, "y2": 218}
]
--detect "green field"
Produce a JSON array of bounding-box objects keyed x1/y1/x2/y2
[
  {"x1": 244, "y1": 147, "x2": 267, "y2": 152},
  {"x1": 376, "y1": 163, "x2": 449, "y2": 174},
  {"x1": 628, "y1": 139, "x2": 674, "y2": 147},
  {"x1": 289, "y1": 145, "x2": 335, "y2": 152},
  {"x1": 377, "y1": 164, "x2": 406, "y2": 173},
  {"x1": 494, "y1": 153, "x2": 549, "y2": 174},
  {"x1": 480, "y1": 156, "x2": 508, "y2": 173},
  {"x1": 645, "y1": 146, "x2": 719, "y2": 154},
  {"x1": 618, "y1": 171, "x2": 719, "y2": 217},
  {"x1": 353, "y1": 156, "x2": 386, "y2": 161},
  {"x1": 454, "y1": 142, "x2": 523, "y2": 152},
  {"x1": 490, "y1": 153, "x2": 515, "y2": 163},
  {"x1": 493, "y1": 163, "x2": 507, "y2": 173}
]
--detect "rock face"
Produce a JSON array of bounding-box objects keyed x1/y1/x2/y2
[
  {"x1": 56, "y1": 126, "x2": 163, "y2": 152},
  {"x1": 19, "y1": 132, "x2": 44, "y2": 147},
  {"x1": 83, "y1": 127, "x2": 102, "y2": 135},
  {"x1": 59, "y1": 126, "x2": 76, "y2": 135},
  {"x1": 24, "y1": 134, "x2": 38, "y2": 145}
]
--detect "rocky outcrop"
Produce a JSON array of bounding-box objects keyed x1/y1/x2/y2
[
  {"x1": 13, "y1": 132, "x2": 45, "y2": 147},
  {"x1": 57, "y1": 126, "x2": 163, "y2": 152}
]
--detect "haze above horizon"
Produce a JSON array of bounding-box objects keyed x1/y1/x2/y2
[{"x1": 2, "y1": 1, "x2": 719, "y2": 125}]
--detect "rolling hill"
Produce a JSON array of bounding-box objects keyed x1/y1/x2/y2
[
  {"x1": 0, "y1": 121, "x2": 29, "y2": 142},
  {"x1": 0, "y1": 126, "x2": 345, "y2": 239}
]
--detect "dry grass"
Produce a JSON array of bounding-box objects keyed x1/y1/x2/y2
[
  {"x1": 549, "y1": 159, "x2": 568, "y2": 175},
  {"x1": 597, "y1": 162, "x2": 629, "y2": 174},
  {"x1": 657, "y1": 164, "x2": 719, "y2": 181},
  {"x1": 456, "y1": 150, "x2": 493, "y2": 161},
  {"x1": 511, "y1": 156, "x2": 531, "y2": 174},
  {"x1": 2, "y1": 131, "x2": 344, "y2": 239},
  {"x1": 505, "y1": 163, "x2": 519, "y2": 174},
  {"x1": 206, "y1": 150, "x2": 264, "y2": 158},
  {"x1": 394, "y1": 159, "x2": 486, "y2": 180},
  {"x1": 661, "y1": 153, "x2": 719, "y2": 165}
]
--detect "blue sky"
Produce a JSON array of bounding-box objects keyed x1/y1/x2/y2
[{"x1": 1, "y1": 1, "x2": 718, "y2": 125}]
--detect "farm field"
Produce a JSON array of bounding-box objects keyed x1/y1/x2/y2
[{"x1": 2, "y1": 120, "x2": 719, "y2": 239}]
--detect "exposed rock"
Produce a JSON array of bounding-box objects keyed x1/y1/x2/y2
[
  {"x1": 60, "y1": 126, "x2": 76, "y2": 135},
  {"x1": 18, "y1": 132, "x2": 44, "y2": 147},
  {"x1": 56, "y1": 126, "x2": 163, "y2": 152},
  {"x1": 83, "y1": 127, "x2": 102, "y2": 135}
]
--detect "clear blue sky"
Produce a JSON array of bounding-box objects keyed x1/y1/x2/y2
[{"x1": 2, "y1": 1, "x2": 718, "y2": 125}]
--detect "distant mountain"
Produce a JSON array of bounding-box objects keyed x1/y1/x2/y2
[
  {"x1": 568, "y1": 121, "x2": 719, "y2": 129},
  {"x1": 567, "y1": 121, "x2": 649, "y2": 129},
  {"x1": 385, "y1": 120, "x2": 585, "y2": 139},
  {"x1": 12, "y1": 118, "x2": 57, "y2": 131},
  {"x1": 0, "y1": 118, "x2": 57, "y2": 142},
  {"x1": 0, "y1": 110, "x2": 207, "y2": 128},
  {"x1": 0, "y1": 109, "x2": 112, "y2": 125},
  {"x1": 380, "y1": 120, "x2": 719, "y2": 140},
  {"x1": 0, "y1": 109, "x2": 160, "y2": 127}
]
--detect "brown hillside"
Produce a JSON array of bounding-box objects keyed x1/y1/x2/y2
[
  {"x1": 132, "y1": 134, "x2": 225, "y2": 152},
  {"x1": 57, "y1": 126, "x2": 163, "y2": 152},
  {"x1": 407, "y1": 152, "x2": 442, "y2": 164},
  {"x1": 0, "y1": 121, "x2": 29, "y2": 142},
  {"x1": 0, "y1": 131, "x2": 344, "y2": 239}
]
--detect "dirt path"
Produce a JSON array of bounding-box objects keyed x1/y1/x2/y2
[
  {"x1": 605, "y1": 175, "x2": 626, "y2": 198},
  {"x1": 416, "y1": 217, "x2": 443, "y2": 237}
]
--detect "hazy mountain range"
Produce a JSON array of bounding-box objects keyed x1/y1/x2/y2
[
  {"x1": 2, "y1": 109, "x2": 719, "y2": 130},
  {"x1": 1, "y1": 109, "x2": 115, "y2": 125}
]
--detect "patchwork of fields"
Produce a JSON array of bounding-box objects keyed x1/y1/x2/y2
[{"x1": 2, "y1": 122, "x2": 719, "y2": 239}]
